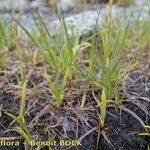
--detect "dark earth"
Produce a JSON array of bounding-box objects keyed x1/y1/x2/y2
[{"x1": 0, "y1": 71, "x2": 149, "y2": 150}]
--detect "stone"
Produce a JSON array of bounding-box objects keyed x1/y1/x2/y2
[
  {"x1": 57, "y1": 0, "x2": 77, "y2": 13},
  {"x1": 0, "y1": 0, "x2": 27, "y2": 10}
]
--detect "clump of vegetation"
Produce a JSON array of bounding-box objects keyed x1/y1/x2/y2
[
  {"x1": 0, "y1": 18, "x2": 19, "y2": 70},
  {"x1": 18, "y1": 13, "x2": 90, "y2": 107},
  {"x1": 87, "y1": 1, "x2": 149, "y2": 136},
  {"x1": 89, "y1": 1, "x2": 135, "y2": 105}
]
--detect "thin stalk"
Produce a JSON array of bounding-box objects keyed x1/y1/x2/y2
[{"x1": 20, "y1": 75, "x2": 28, "y2": 123}]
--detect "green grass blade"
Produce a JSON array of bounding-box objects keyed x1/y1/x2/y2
[{"x1": 100, "y1": 88, "x2": 107, "y2": 127}]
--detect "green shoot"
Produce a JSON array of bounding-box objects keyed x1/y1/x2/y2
[
  {"x1": 99, "y1": 88, "x2": 107, "y2": 128},
  {"x1": 4, "y1": 112, "x2": 32, "y2": 145},
  {"x1": 0, "y1": 17, "x2": 11, "y2": 48},
  {"x1": 20, "y1": 75, "x2": 28, "y2": 123},
  {"x1": 89, "y1": 7, "x2": 101, "y2": 72},
  {"x1": 5, "y1": 75, "x2": 32, "y2": 145},
  {"x1": 45, "y1": 70, "x2": 68, "y2": 107}
]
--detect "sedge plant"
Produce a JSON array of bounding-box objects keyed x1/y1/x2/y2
[
  {"x1": 5, "y1": 73, "x2": 32, "y2": 145},
  {"x1": 86, "y1": 0, "x2": 137, "y2": 130},
  {"x1": 4, "y1": 26, "x2": 32, "y2": 144},
  {"x1": 16, "y1": 12, "x2": 90, "y2": 107},
  {"x1": 44, "y1": 16, "x2": 90, "y2": 107},
  {"x1": 91, "y1": 0, "x2": 136, "y2": 105},
  {"x1": 0, "y1": 18, "x2": 19, "y2": 71}
]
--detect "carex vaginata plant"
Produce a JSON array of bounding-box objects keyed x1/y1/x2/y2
[
  {"x1": 89, "y1": 0, "x2": 136, "y2": 128},
  {"x1": 5, "y1": 74, "x2": 32, "y2": 145},
  {"x1": 17, "y1": 12, "x2": 90, "y2": 107},
  {"x1": 93, "y1": 0, "x2": 135, "y2": 103}
]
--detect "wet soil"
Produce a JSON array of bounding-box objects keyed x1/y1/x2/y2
[
  {"x1": 0, "y1": 71, "x2": 150, "y2": 150},
  {"x1": 99, "y1": 103, "x2": 150, "y2": 150}
]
